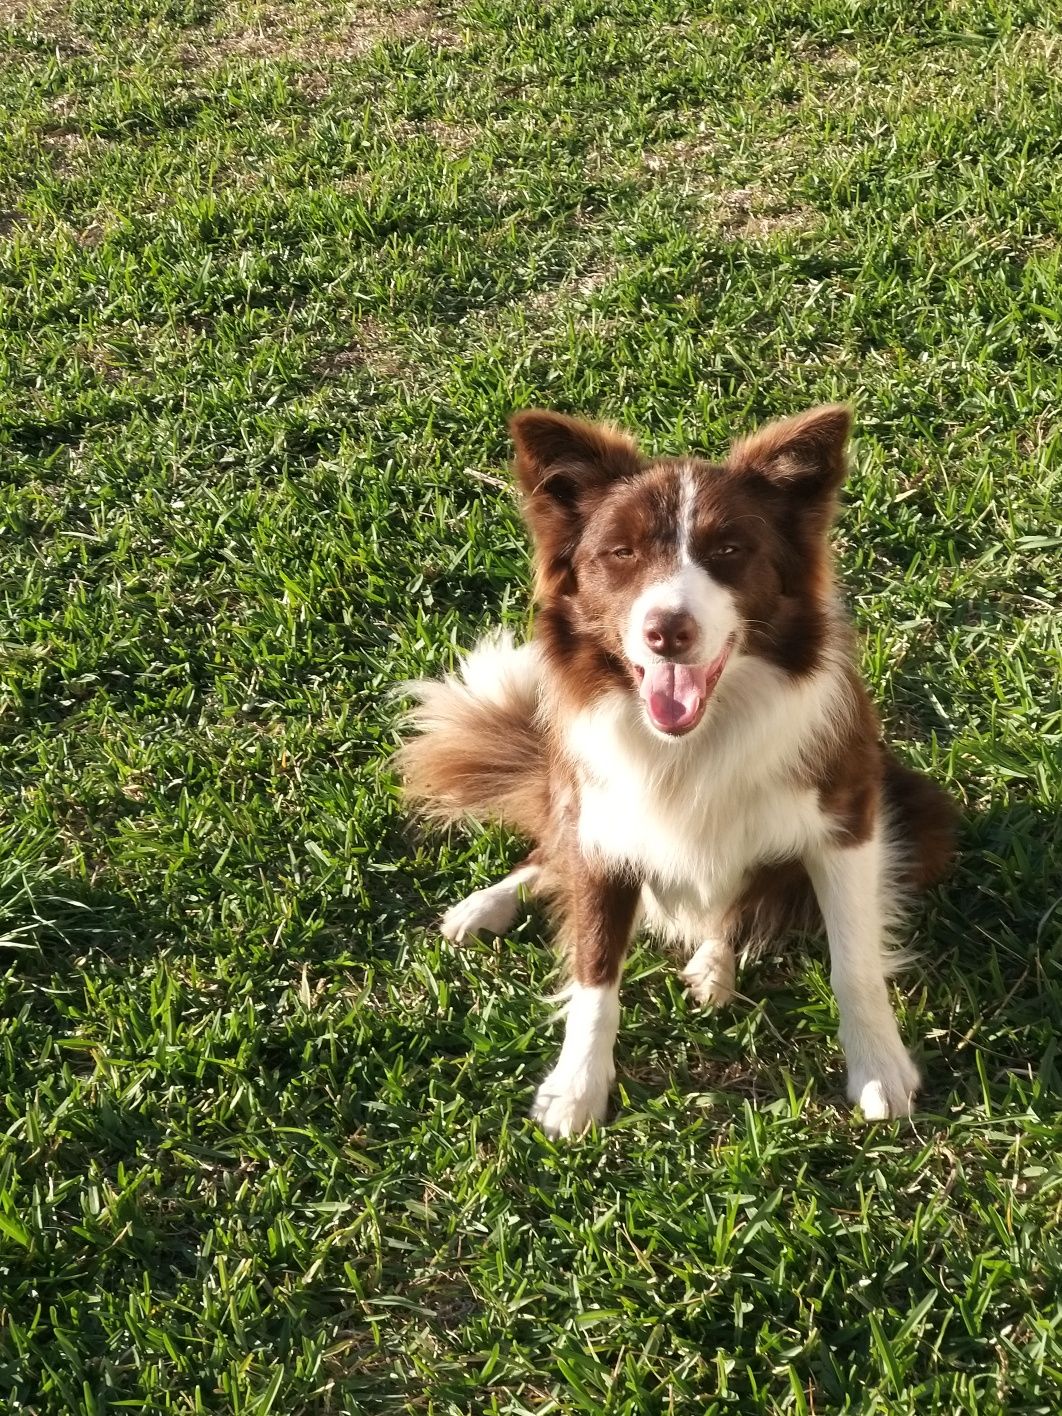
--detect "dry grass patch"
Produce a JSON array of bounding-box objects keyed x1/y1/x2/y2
[
  {"x1": 385, "y1": 116, "x2": 484, "y2": 156},
  {"x1": 187, "y1": 0, "x2": 460, "y2": 70},
  {"x1": 0, "y1": 0, "x2": 90, "y2": 57},
  {"x1": 311, "y1": 315, "x2": 410, "y2": 381},
  {"x1": 709, "y1": 186, "x2": 819, "y2": 241},
  {"x1": 644, "y1": 133, "x2": 821, "y2": 242},
  {"x1": 521, "y1": 260, "x2": 620, "y2": 327},
  {"x1": 641, "y1": 120, "x2": 827, "y2": 209},
  {"x1": 419, "y1": 118, "x2": 481, "y2": 156},
  {"x1": 42, "y1": 129, "x2": 113, "y2": 175}
]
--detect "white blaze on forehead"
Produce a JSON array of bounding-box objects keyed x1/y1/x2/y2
[
  {"x1": 677, "y1": 462, "x2": 698, "y2": 564},
  {"x1": 622, "y1": 461, "x2": 739, "y2": 668}
]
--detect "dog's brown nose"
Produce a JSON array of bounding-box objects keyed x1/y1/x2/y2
[{"x1": 643, "y1": 609, "x2": 696, "y2": 657}]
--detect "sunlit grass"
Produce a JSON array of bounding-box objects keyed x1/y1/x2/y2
[{"x1": 1, "y1": 0, "x2": 1060, "y2": 1411}]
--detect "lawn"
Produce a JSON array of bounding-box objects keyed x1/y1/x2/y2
[{"x1": 1, "y1": 0, "x2": 1060, "y2": 1410}]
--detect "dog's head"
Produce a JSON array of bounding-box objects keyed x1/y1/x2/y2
[{"x1": 511, "y1": 404, "x2": 852, "y2": 737}]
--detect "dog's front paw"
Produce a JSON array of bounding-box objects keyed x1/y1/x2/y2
[
  {"x1": 530, "y1": 1067, "x2": 613, "y2": 1139},
  {"x1": 681, "y1": 939, "x2": 735, "y2": 1007},
  {"x1": 846, "y1": 1042, "x2": 921, "y2": 1120}
]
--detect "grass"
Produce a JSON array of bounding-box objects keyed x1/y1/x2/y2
[{"x1": 1, "y1": 0, "x2": 1060, "y2": 1409}]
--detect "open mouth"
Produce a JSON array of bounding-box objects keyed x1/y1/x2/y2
[{"x1": 631, "y1": 639, "x2": 734, "y2": 736}]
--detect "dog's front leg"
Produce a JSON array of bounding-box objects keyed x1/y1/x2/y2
[
  {"x1": 530, "y1": 864, "x2": 640, "y2": 1139},
  {"x1": 806, "y1": 829, "x2": 920, "y2": 1119}
]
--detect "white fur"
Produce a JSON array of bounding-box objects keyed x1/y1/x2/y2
[
  {"x1": 456, "y1": 630, "x2": 541, "y2": 710},
  {"x1": 681, "y1": 937, "x2": 735, "y2": 1006},
  {"x1": 440, "y1": 864, "x2": 539, "y2": 942},
  {"x1": 530, "y1": 983, "x2": 619, "y2": 1137},
  {"x1": 622, "y1": 563, "x2": 738, "y2": 669},
  {"x1": 568, "y1": 647, "x2": 854, "y2": 944},
  {"x1": 401, "y1": 630, "x2": 542, "y2": 733},
  {"x1": 435, "y1": 616, "x2": 917, "y2": 1131},
  {"x1": 560, "y1": 637, "x2": 917, "y2": 1122},
  {"x1": 678, "y1": 463, "x2": 697, "y2": 562},
  {"x1": 805, "y1": 832, "x2": 919, "y2": 1118}
]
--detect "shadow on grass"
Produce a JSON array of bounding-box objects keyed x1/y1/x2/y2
[
  {"x1": 0, "y1": 867, "x2": 167, "y2": 972},
  {"x1": 5, "y1": 783, "x2": 1056, "y2": 1135},
  {"x1": 463, "y1": 794, "x2": 1061, "y2": 1124}
]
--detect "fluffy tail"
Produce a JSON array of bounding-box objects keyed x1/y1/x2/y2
[
  {"x1": 395, "y1": 631, "x2": 550, "y2": 838},
  {"x1": 882, "y1": 752, "x2": 958, "y2": 891}
]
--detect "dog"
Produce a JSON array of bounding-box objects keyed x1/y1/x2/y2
[{"x1": 397, "y1": 404, "x2": 956, "y2": 1137}]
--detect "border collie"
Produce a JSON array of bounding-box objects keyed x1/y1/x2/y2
[{"x1": 398, "y1": 405, "x2": 955, "y2": 1137}]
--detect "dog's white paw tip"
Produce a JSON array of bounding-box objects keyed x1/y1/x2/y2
[
  {"x1": 530, "y1": 1075, "x2": 611, "y2": 1139},
  {"x1": 857, "y1": 1079, "x2": 894, "y2": 1120},
  {"x1": 438, "y1": 902, "x2": 472, "y2": 942},
  {"x1": 849, "y1": 1055, "x2": 920, "y2": 1120},
  {"x1": 439, "y1": 889, "x2": 515, "y2": 943},
  {"x1": 680, "y1": 945, "x2": 735, "y2": 1007}
]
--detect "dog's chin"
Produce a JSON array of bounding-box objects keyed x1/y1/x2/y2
[{"x1": 628, "y1": 640, "x2": 734, "y2": 739}]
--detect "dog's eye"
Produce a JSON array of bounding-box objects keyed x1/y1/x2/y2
[
  {"x1": 711, "y1": 544, "x2": 742, "y2": 559},
  {"x1": 610, "y1": 547, "x2": 635, "y2": 560}
]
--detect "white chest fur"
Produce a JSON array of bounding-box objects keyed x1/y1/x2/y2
[{"x1": 563, "y1": 656, "x2": 850, "y2": 944}]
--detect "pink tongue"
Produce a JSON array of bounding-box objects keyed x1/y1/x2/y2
[{"x1": 640, "y1": 662, "x2": 711, "y2": 732}]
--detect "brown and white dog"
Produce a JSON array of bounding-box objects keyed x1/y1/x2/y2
[{"x1": 398, "y1": 405, "x2": 955, "y2": 1137}]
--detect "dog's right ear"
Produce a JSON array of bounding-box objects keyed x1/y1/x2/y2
[
  {"x1": 510, "y1": 410, "x2": 642, "y2": 504},
  {"x1": 509, "y1": 411, "x2": 642, "y2": 598}
]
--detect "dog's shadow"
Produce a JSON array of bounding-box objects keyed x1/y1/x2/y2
[
  {"x1": 875, "y1": 617, "x2": 1062, "y2": 1110},
  {"x1": 609, "y1": 793, "x2": 1062, "y2": 1122},
  {"x1": 921, "y1": 796, "x2": 1062, "y2": 1101},
  {"x1": 9, "y1": 775, "x2": 1056, "y2": 1134}
]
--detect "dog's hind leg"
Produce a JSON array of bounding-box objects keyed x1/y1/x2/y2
[
  {"x1": 681, "y1": 936, "x2": 736, "y2": 1007},
  {"x1": 439, "y1": 853, "x2": 541, "y2": 943}
]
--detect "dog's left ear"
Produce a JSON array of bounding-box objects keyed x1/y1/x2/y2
[{"x1": 728, "y1": 405, "x2": 852, "y2": 503}]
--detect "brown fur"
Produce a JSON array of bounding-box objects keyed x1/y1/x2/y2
[
  {"x1": 727, "y1": 749, "x2": 957, "y2": 946},
  {"x1": 813, "y1": 668, "x2": 884, "y2": 846},
  {"x1": 511, "y1": 410, "x2": 643, "y2": 602},
  {"x1": 882, "y1": 752, "x2": 959, "y2": 890},
  {"x1": 396, "y1": 675, "x2": 551, "y2": 839},
  {"x1": 399, "y1": 405, "x2": 956, "y2": 977},
  {"x1": 512, "y1": 406, "x2": 859, "y2": 708},
  {"x1": 558, "y1": 858, "x2": 641, "y2": 987}
]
